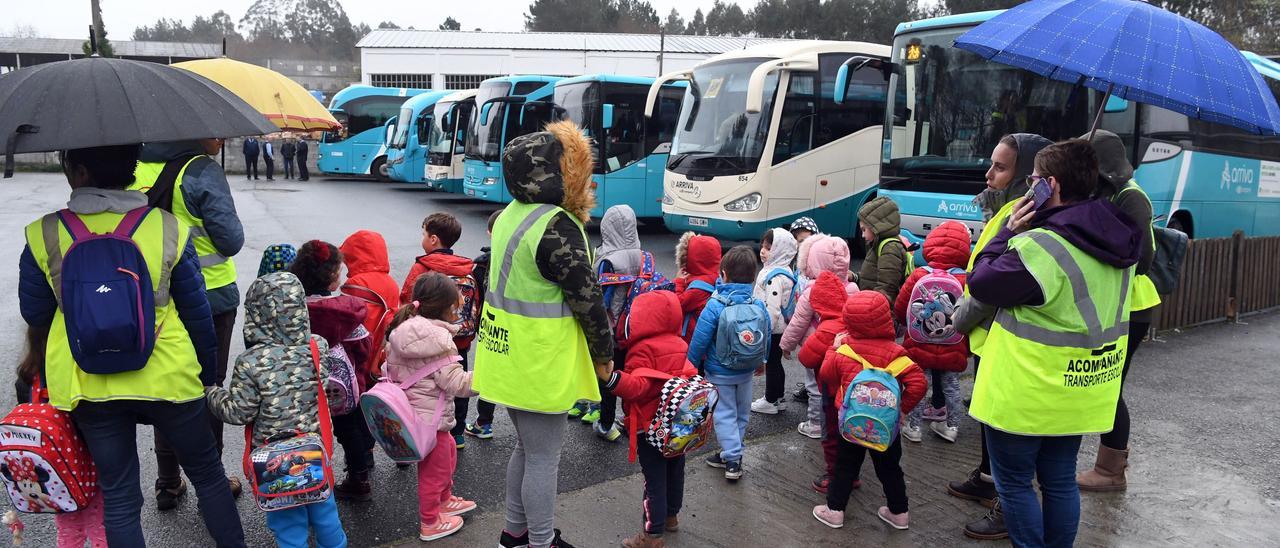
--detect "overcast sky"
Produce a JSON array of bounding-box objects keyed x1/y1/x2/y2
[{"x1": 6, "y1": 0, "x2": 750, "y2": 40}]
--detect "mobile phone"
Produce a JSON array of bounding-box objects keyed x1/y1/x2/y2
[{"x1": 1029, "y1": 179, "x2": 1053, "y2": 210}]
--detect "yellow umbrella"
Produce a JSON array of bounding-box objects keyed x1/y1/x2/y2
[{"x1": 173, "y1": 58, "x2": 340, "y2": 132}]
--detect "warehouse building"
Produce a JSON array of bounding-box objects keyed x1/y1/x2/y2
[{"x1": 356, "y1": 29, "x2": 782, "y2": 90}]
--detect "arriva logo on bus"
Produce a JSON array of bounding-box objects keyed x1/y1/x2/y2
[
  {"x1": 936, "y1": 200, "x2": 983, "y2": 217},
  {"x1": 1221, "y1": 160, "x2": 1256, "y2": 194},
  {"x1": 672, "y1": 179, "x2": 703, "y2": 199}
]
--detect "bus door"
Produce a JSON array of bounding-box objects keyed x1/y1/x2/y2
[{"x1": 323, "y1": 109, "x2": 351, "y2": 173}]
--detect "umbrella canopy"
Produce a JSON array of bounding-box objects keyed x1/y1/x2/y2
[
  {"x1": 955, "y1": 0, "x2": 1280, "y2": 135},
  {"x1": 0, "y1": 56, "x2": 277, "y2": 166},
  {"x1": 173, "y1": 58, "x2": 341, "y2": 132}
]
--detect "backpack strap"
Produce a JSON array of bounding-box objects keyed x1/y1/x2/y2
[
  {"x1": 835, "y1": 344, "x2": 914, "y2": 376},
  {"x1": 309, "y1": 339, "x2": 335, "y2": 454},
  {"x1": 638, "y1": 251, "x2": 656, "y2": 279},
  {"x1": 689, "y1": 279, "x2": 715, "y2": 293},
  {"x1": 144, "y1": 155, "x2": 200, "y2": 211},
  {"x1": 44, "y1": 208, "x2": 176, "y2": 306},
  {"x1": 393, "y1": 354, "x2": 461, "y2": 391}
]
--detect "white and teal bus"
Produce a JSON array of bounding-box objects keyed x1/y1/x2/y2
[
  {"x1": 881, "y1": 11, "x2": 1280, "y2": 250},
  {"x1": 424, "y1": 89, "x2": 477, "y2": 193},
  {"x1": 646, "y1": 41, "x2": 893, "y2": 240}
]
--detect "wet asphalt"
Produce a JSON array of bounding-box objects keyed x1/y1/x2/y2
[{"x1": 2, "y1": 173, "x2": 1278, "y2": 547}]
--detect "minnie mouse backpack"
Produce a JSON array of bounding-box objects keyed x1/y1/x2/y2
[{"x1": 0, "y1": 379, "x2": 98, "y2": 513}]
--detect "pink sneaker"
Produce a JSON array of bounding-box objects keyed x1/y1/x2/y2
[
  {"x1": 419, "y1": 515, "x2": 464, "y2": 541},
  {"x1": 877, "y1": 506, "x2": 909, "y2": 530},
  {"x1": 442, "y1": 496, "x2": 476, "y2": 516},
  {"x1": 812, "y1": 505, "x2": 844, "y2": 528},
  {"x1": 922, "y1": 405, "x2": 948, "y2": 423}
]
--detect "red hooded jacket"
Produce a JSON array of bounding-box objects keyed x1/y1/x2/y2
[
  {"x1": 893, "y1": 222, "x2": 971, "y2": 372},
  {"x1": 401, "y1": 249, "x2": 477, "y2": 350},
  {"x1": 605, "y1": 290, "x2": 698, "y2": 462},
  {"x1": 798, "y1": 272, "x2": 853, "y2": 388},
  {"x1": 674, "y1": 235, "x2": 721, "y2": 344},
  {"x1": 340, "y1": 230, "x2": 400, "y2": 375},
  {"x1": 818, "y1": 291, "x2": 926, "y2": 413}
]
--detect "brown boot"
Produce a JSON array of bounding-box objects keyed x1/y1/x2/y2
[
  {"x1": 622, "y1": 532, "x2": 665, "y2": 548},
  {"x1": 664, "y1": 515, "x2": 678, "y2": 532},
  {"x1": 334, "y1": 470, "x2": 372, "y2": 501},
  {"x1": 1077, "y1": 445, "x2": 1128, "y2": 492}
]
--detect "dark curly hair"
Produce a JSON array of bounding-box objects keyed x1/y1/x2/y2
[{"x1": 290, "y1": 240, "x2": 344, "y2": 296}]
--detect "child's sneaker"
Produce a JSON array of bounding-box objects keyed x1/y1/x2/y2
[
  {"x1": 593, "y1": 421, "x2": 622, "y2": 442},
  {"x1": 704, "y1": 453, "x2": 727, "y2": 469},
  {"x1": 549, "y1": 529, "x2": 576, "y2": 548},
  {"x1": 901, "y1": 423, "x2": 923, "y2": 443},
  {"x1": 622, "y1": 532, "x2": 665, "y2": 548},
  {"x1": 568, "y1": 402, "x2": 589, "y2": 419},
  {"x1": 811, "y1": 473, "x2": 831, "y2": 493},
  {"x1": 931, "y1": 422, "x2": 959, "y2": 443},
  {"x1": 580, "y1": 405, "x2": 601, "y2": 424},
  {"x1": 797, "y1": 420, "x2": 822, "y2": 439},
  {"x1": 499, "y1": 529, "x2": 530, "y2": 548},
  {"x1": 812, "y1": 505, "x2": 844, "y2": 528},
  {"x1": 441, "y1": 496, "x2": 476, "y2": 516},
  {"x1": 454, "y1": 434, "x2": 466, "y2": 449},
  {"x1": 724, "y1": 459, "x2": 743, "y2": 481},
  {"x1": 922, "y1": 405, "x2": 948, "y2": 423},
  {"x1": 419, "y1": 515, "x2": 464, "y2": 541},
  {"x1": 750, "y1": 397, "x2": 780, "y2": 415},
  {"x1": 877, "y1": 506, "x2": 909, "y2": 530},
  {"x1": 464, "y1": 422, "x2": 493, "y2": 439},
  {"x1": 792, "y1": 383, "x2": 809, "y2": 401}
]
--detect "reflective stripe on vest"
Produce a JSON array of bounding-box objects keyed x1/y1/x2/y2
[
  {"x1": 965, "y1": 199, "x2": 1018, "y2": 357},
  {"x1": 131, "y1": 158, "x2": 236, "y2": 289},
  {"x1": 472, "y1": 201, "x2": 600, "y2": 414},
  {"x1": 25, "y1": 210, "x2": 203, "y2": 411},
  {"x1": 1116, "y1": 181, "x2": 1161, "y2": 312},
  {"x1": 969, "y1": 229, "x2": 1132, "y2": 436}
]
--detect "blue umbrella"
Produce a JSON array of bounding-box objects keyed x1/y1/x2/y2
[{"x1": 955, "y1": 0, "x2": 1280, "y2": 136}]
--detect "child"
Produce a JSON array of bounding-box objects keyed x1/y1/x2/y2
[
  {"x1": 811, "y1": 291, "x2": 926, "y2": 531},
  {"x1": 688, "y1": 246, "x2": 768, "y2": 481},
  {"x1": 893, "y1": 221, "x2": 971, "y2": 444},
  {"x1": 673, "y1": 232, "x2": 722, "y2": 345},
  {"x1": 400, "y1": 213, "x2": 478, "y2": 449},
  {"x1": 340, "y1": 230, "x2": 400, "y2": 381},
  {"x1": 794, "y1": 271, "x2": 858, "y2": 494},
  {"x1": 789, "y1": 217, "x2": 819, "y2": 246},
  {"x1": 290, "y1": 240, "x2": 378, "y2": 502},
  {"x1": 258, "y1": 243, "x2": 297, "y2": 277},
  {"x1": 597, "y1": 291, "x2": 698, "y2": 548},
  {"x1": 206, "y1": 272, "x2": 347, "y2": 548},
  {"x1": 855, "y1": 196, "x2": 909, "y2": 303},
  {"x1": 384, "y1": 273, "x2": 479, "y2": 541},
  {"x1": 463, "y1": 209, "x2": 503, "y2": 439},
  {"x1": 583, "y1": 204, "x2": 645, "y2": 441},
  {"x1": 751, "y1": 227, "x2": 798, "y2": 415}
]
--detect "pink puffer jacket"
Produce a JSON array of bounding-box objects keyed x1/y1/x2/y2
[
  {"x1": 384, "y1": 316, "x2": 477, "y2": 431},
  {"x1": 780, "y1": 235, "x2": 857, "y2": 352}
]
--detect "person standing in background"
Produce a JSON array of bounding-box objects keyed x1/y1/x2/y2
[
  {"x1": 241, "y1": 137, "x2": 259, "y2": 180},
  {"x1": 281, "y1": 138, "x2": 296, "y2": 180},
  {"x1": 263, "y1": 138, "x2": 275, "y2": 181},
  {"x1": 296, "y1": 138, "x2": 310, "y2": 181}
]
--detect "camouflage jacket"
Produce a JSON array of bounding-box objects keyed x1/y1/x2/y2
[{"x1": 206, "y1": 272, "x2": 330, "y2": 448}]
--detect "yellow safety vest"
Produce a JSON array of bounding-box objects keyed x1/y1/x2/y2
[
  {"x1": 969, "y1": 229, "x2": 1132, "y2": 435},
  {"x1": 131, "y1": 158, "x2": 237, "y2": 291},
  {"x1": 965, "y1": 199, "x2": 1019, "y2": 357},
  {"x1": 472, "y1": 201, "x2": 600, "y2": 413},
  {"x1": 25, "y1": 208, "x2": 204, "y2": 410},
  {"x1": 1115, "y1": 181, "x2": 1161, "y2": 312}
]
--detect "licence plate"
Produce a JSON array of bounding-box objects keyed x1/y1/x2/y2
[{"x1": 687, "y1": 217, "x2": 708, "y2": 227}]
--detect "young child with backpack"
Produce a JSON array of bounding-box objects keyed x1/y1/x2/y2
[
  {"x1": 384, "y1": 273, "x2": 480, "y2": 541},
  {"x1": 400, "y1": 213, "x2": 480, "y2": 450},
  {"x1": 340, "y1": 230, "x2": 400, "y2": 384},
  {"x1": 893, "y1": 221, "x2": 971, "y2": 444},
  {"x1": 596, "y1": 291, "x2": 703, "y2": 548},
  {"x1": 688, "y1": 246, "x2": 769, "y2": 481},
  {"x1": 810, "y1": 291, "x2": 926, "y2": 531},
  {"x1": 751, "y1": 228, "x2": 798, "y2": 415},
  {"x1": 463, "y1": 209, "x2": 503, "y2": 440},
  {"x1": 673, "y1": 232, "x2": 722, "y2": 345},
  {"x1": 855, "y1": 197, "x2": 910, "y2": 304},
  {"x1": 205, "y1": 272, "x2": 347, "y2": 548},
  {"x1": 794, "y1": 271, "x2": 858, "y2": 494},
  {"x1": 291, "y1": 240, "x2": 378, "y2": 503}
]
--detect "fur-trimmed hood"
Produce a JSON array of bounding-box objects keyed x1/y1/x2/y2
[{"x1": 501, "y1": 120, "x2": 596, "y2": 222}]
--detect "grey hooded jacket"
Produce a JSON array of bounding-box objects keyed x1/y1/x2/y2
[{"x1": 596, "y1": 205, "x2": 644, "y2": 321}]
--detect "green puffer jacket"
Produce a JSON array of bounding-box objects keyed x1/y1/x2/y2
[
  {"x1": 857, "y1": 196, "x2": 908, "y2": 304},
  {"x1": 206, "y1": 272, "x2": 330, "y2": 448}
]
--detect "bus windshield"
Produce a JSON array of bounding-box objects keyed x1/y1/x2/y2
[
  {"x1": 883, "y1": 27, "x2": 1095, "y2": 192},
  {"x1": 466, "y1": 81, "x2": 514, "y2": 163},
  {"x1": 427, "y1": 101, "x2": 454, "y2": 166},
  {"x1": 390, "y1": 106, "x2": 412, "y2": 148},
  {"x1": 557, "y1": 82, "x2": 601, "y2": 138},
  {"x1": 670, "y1": 57, "x2": 779, "y2": 178}
]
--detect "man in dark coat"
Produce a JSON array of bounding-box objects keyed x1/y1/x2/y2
[
  {"x1": 295, "y1": 138, "x2": 310, "y2": 181},
  {"x1": 241, "y1": 137, "x2": 259, "y2": 180},
  {"x1": 281, "y1": 139, "x2": 296, "y2": 180}
]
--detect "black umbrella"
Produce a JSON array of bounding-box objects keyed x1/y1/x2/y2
[{"x1": 0, "y1": 56, "x2": 278, "y2": 177}]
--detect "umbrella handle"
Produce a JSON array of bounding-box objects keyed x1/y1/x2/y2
[{"x1": 1088, "y1": 82, "x2": 1115, "y2": 142}]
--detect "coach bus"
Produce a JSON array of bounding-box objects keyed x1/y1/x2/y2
[
  {"x1": 318, "y1": 85, "x2": 432, "y2": 180},
  {"x1": 461, "y1": 76, "x2": 563, "y2": 202},
  {"x1": 385, "y1": 90, "x2": 452, "y2": 185},
  {"x1": 424, "y1": 89, "x2": 478, "y2": 193}
]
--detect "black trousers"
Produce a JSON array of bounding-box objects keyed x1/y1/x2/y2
[
  {"x1": 1101, "y1": 321, "x2": 1148, "y2": 450},
  {"x1": 297, "y1": 154, "x2": 309, "y2": 180},
  {"x1": 333, "y1": 411, "x2": 375, "y2": 473},
  {"x1": 637, "y1": 440, "x2": 685, "y2": 535},
  {"x1": 155, "y1": 309, "x2": 236, "y2": 486},
  {"x1": 264, "y1": 157, "x2": 275, "y2": 179},
  {"x1": 764, "y1": 334, "x2": 785, "y2": 403},
  {"x1": 827, "y1": 437, "x2": 908, "y2": 514},
  {"x1": 244, "y1": 155, "x2": 258, "y2": 179},
  {"x1": 596, "y1": 347, "x2": 626, "y2": 426}
]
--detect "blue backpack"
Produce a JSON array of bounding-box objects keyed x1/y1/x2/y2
[
  {"x1": 48, "y1": 208, "x2": 172, "y2": 375},
  {"x1": 711, "y1": 293, "x2": 770, "y2": 371},
  {"x1": 599, "y1": 251, "x2": 674, "y2": 346},
  {"x1": 762, "y1": 267, "x2": 799, "y2": 322},
  {"x1": 834, "y1": 345, "x2": 913, "y2": 452}
]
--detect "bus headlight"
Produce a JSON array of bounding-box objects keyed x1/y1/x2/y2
[
  {"x1": 723, "y1": 193, "x2": 762, "y2": 212},
  {"x1": 662, "y1": 193, "x2": 674, "y2": 205},
  {"x1": 482, "y1": 177, "x2": 498, "y2": 185}
]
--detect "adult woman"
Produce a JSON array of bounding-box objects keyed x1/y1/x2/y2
[{"x1": 968, "y1": 140, "x2": 1140, "y2": 547}]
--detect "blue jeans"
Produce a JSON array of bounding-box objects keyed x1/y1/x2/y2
[
  {"x1": 266, "y1": 497, "x2": 347, "y2": 548},
  {"x1": 985, "y1": 428, "x2": 1082, "y2": 548},
  {"x1": 706, "y1": 373, "x2": 753, "y2": 463},
  {"x1": 71, "y1": 399, "x2": 245, "y2": 547}
]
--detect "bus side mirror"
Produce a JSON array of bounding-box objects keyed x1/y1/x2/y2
[
  {"x1": 834, "y1": 56, "x2": 892, "y2": 104},
  {"x1": 480, "y1": 103, "x2": 493, "y2": 126},
  {"x1": 602, "y1": 103, "x2": 615, "y2": 130},
  {"x1": 835, "y1": 65, "x2": 851, "y2": 104},
  {"x1": 1104, "y1": 95, "x2": 1129, "y2": 113}
]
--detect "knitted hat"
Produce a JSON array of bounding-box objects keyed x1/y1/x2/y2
[
  {"x1": 257, "y1": 244, "x2": 298, "y2": 277},
  {"x1": 790, "y1": 216, "x2": 819, "y2": 235}
]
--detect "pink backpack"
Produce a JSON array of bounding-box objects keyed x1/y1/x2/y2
[
  {"x1": 905, "y1": 266, "x2": 965, "y2": 345},
  {"x1": 358, "y1": 355, "x2": 460, "y2": 463}
]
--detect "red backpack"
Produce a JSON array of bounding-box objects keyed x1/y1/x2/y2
[{"x1": 0, "y1": 379, "x2": 98, "y2": 514}]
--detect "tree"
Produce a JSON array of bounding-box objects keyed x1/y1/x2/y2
[
  {"x1": 525, "y1": 0, "x2": 619, "y2": 32},
  {"x1": 190, "y1": 11, "x2": 241, "y2": 43},
  {"x1": 705, "y1": 0, "x2": 749, "y2": 36},
  {"x1": 439, "y1": 16, "x2": 462, "y2": 31},
  {"x1": 377, "y1": 21, "x2": 400, "y2": 29},
  {"x1": 133, "y1": 18, "x2": 192, "y2": 41},
  {"x1": 615, "y1": 0, "x2": 661, "y2": 33},
  {"x1": 5, "y1": 23, "x2": 40, "y2": 39},
  {"x1": 239, "y1": 0, "x2": 289, "y2": 42},
  {"x1": 687, "y1": 8, "x2": 707, "y2": 35},
  {"x1": 663, "y1": 8, "x2": 685, "y2": 34}
]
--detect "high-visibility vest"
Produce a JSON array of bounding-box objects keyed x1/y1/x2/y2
[
  {"x1": 25, "y1": 208, "x2": 204, "y2": 411},
  {"x1": 472, "y1": 201, "x2": 600, "y2": 413},
  {"x1": 1116, "y1": 181, "x2": 1161, "y2": 312},
  {"x1": 131, "y1": 158, "x2": 237, "y2": 291},
  {"x1": 965, "y1": 199, "x2": 1019, "y2": 357},
  {"x1": 969, "y1": 229, "x2": 1133, "y2": 436}
]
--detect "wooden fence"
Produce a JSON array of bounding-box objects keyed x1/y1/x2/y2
[{"x1": 1154, "y1": 232, "x2": 1280, "y2": 331}]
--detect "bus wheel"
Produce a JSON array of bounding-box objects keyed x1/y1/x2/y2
[
  {"x1": 1168, "y1": 212, "x2": 1193, "y2": 239},
  {"x1": 371, "y1": 157, "x2": 391, "y2": 182}
]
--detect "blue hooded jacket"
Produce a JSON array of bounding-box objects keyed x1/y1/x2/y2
[{"x1": 687, "y1": 281, "x2": 770, "y2": 379}]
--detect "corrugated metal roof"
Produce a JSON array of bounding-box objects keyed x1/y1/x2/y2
[
  {"x1": 357, "y1": 29, "x2": 784, "y2": 54},
  {"x1": 0, "y1": 37, "x2": 219, "y2": 58}
]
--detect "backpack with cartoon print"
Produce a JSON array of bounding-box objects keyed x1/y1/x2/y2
[
  {"x1": 906, "y1": 266, "x2": 964, "y2": 345},
  {"x1": 0, "y1": 379, "x2": 97, "y2": 514}
]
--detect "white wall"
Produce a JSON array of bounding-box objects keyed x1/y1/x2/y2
[{"x1": 360, "y1": 47, "x2": 716, "y2": 88}]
